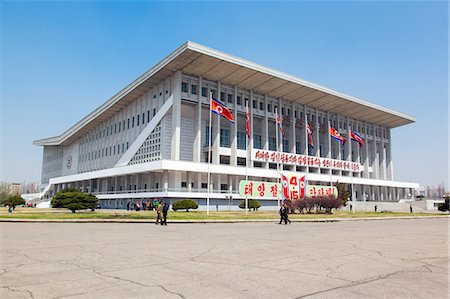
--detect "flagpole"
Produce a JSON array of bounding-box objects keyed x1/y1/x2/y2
[
  {"x1": 207, "y1": 92, "x2": 212, "y2": 216},
  {"x1": 275, "y1": 108, "x2": 280, "y2": 209},
  {"x1": 245, "y1": 101, "x2": 249, "y2": 215}
]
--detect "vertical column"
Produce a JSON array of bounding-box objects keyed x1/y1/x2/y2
[
  {"x1": 315, "y1": 108, "x2": 320, "y2": 157},
  {"x1": 193, "y1": 76, "x2": 202, "y2": 163},
  {"x1": 230, "y1": 85, "x2": 238, "y2": 166},
  {"x1": 291, "y1": 103, "x2": 296, "y2": 154},
  {"x1": 264, "y1": 95, "x2": 269, "y2": 169},
  {"x1": 171, "y1": 70, "x2": 182, "y2": 161},
  {"x1": 346, "y1": 116, "x2": 351, "y2": 162},
  {"x1": 303, "y1": 106, "x2": 308, "y2": 156},
  {"x1": 337, "y1": 114, "x2": 341, "y2": 160},
  {"x1": 163, "y1": 170, "x2": 169, "y2": 192},
  {"x1": 248, "y1": 90, "x2": 254, "y2": 168},
  {"x1": 386, "y1": 128, "x2": 394, "y2": 180},
  {"x1": 327, "y1": 112, "x2": 331, "y2": 159}
]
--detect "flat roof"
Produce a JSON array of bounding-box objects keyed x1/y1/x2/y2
[{"x1": 34, "y1": 41, "x2": 416, "y2": 146}]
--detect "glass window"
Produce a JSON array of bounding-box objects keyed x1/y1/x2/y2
[
  {"x1": 282, "y1": 107, "x2": 285, "y2": 115},
  {"x1": 201, "y1": 87, "x2": 208, "y2": 97},
  {"x1": 127, "y1": 119, "x2": 130, "y2": 129},
  {"x1": 201, "y1": 183, "x2": 208, "y2": 189},
  {"x1": 148, "y1": 111, "x2": 150, "y2": 122},
  {"x1": 191, "y1": 84, "x2": 198, "y2": 95},
  {"x1": 220, "y1": 92, "x2": 225, "y2": 101},
  {"x1": 237, "y1": 96, "x2": 242, "y2": 105},
  {"x1": 237, "y1": 131, "x2": 246, "y2": 150},
  {"x1": 211, "y1": 89, "x2": 217, "y2": 99},
  {"x1": 253, "y1": 134, "x2": 262, "y2": 149},
  {"x1": 296, "y1": 142, "x2": 302, "y2": 154},
  {"x1": 268, "y1": 103, "x2": 272, "y2": 112},
  {"x1": 220, "y1": 183, "x2": 228, "y2": 190},
  {"x1": 181, "y1": 182, "x2": 187, "y2": 188},
  {"x1": 259, "y1": 102, "x2": 264, "y2": 111},
  {"x1": 269, "y1": 137, "x2": 277, "y2": 151},
  {"x1": 237, "y1": 157, "x2": 246, "y2": 166},
  {"x1": 204, "y1": 126, "x2": 211, "y2": 147},
  {"x1": 153, "y1": 108, "x2": 156, "y2": 116},
  {"x1": 227, "y1": 94, "x2": 233, "y2": 103},
  {"x1": 137, "y1": 115, "x2": 140, "y2": 126},
  {"x1": 283, "y1": 139, "x2": 289, "y2": 153},
  {"x1": 142, "y1": 113, "x2": 145, "y2": 124},
  {"x1": 253, "y1": 100, "x2": 257, "y2": 109},
  {"x1": 181, "y1": 82, "x2": 188, "y2": 93},
  {"x1": 220, "y1": 128, "x2": 230, "y2": 147}
]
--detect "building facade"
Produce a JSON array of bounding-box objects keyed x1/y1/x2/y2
[{"x1": 34, "y1": 41, "x2": 419, "y2": 209}]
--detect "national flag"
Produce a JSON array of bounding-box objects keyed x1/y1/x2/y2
[
  {"x1": 306, "y1": 123, "x2": 314, "y2": 147},
  {"x1": 282, "y1": 174, "x2": 289, "y2": 200},
  {"x1": 276, "y1": 114, "x2": 284, "y2": 137},
  {"x1": 210, "y1": 98, "x2": 234, "y2": 123},
  {"x1": 330, "y1": 127, "x2": 346, "y2": 144},
  {"x1": 350, "y1": 130, "x2": 364, "y2": 147},
  {"x1": 245, "y1": 107, "x2": 251, "y2": 139}
]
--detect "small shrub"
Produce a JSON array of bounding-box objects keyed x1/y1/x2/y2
[
  {"x1": 51, "y1": 188, "x2": 97, "y2": 213},
  {"x1": 2, "y1": 195, "x2": 25, "y2": 210},
  {"x1": 239, "y1": 199, "x2": 261, "y2": 211},
  {"x1": 438, "y1": 196, "x2": 449, "y2": 212},
  {"x1": 172, "y1": 199, "x2": 198, "y2": 212}
]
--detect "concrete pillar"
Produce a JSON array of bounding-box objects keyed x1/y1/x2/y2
[
  {"x1": 315, "y1": 108, "x2": 320, "y2": 157},
  {"x1": 248, "y1": 90, "x2": 254, "y2": 168},
  {"x1": 291, "y1": 103, "x2": 296, "y2": 154},
  {"x1": 171, "y1": 70, "x2": 182, "y2": 160},
  {"x1": 264, "y1": 95, "x2": 269, "y2": 169},
  {"x1": 193, "y1": 76, "x2": 202, "y2": 163},
  {"x1": 230, "y1": 85, "x2": 238, "y2": 166}
]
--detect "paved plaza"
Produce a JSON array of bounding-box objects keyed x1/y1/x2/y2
[{"x1": 1, "y1": 218, "x2": 448, "y2": 298}]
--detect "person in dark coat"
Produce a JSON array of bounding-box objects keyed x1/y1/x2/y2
[
  {"x1": 126, "y1": 201, "x2": 130, "y2": 211},
  {"x1": 161, "y1": 203, "x2": 169, "y2": 225},
  {"x1": 279, "y1": 204, "x2": 288, "y2": 224}
]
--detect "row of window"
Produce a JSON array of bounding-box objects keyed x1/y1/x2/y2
[
  {"x1": 82, "y1": 109, "x2": 157, "y2": 145},
  {"x1": 182, "y1": 81, "x2": 388, "y2": 138},
  {"x1": 81, "y1": 142, "x2": 129, "y2": 162}
]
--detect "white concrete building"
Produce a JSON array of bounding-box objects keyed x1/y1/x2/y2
[{"x1": 34, "y1": 41, "x2": 419, "y2": 209}]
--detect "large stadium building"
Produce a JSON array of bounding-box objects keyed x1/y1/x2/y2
[{"x1": 34, "y1": 41, "x2": 419, "y2": 209}]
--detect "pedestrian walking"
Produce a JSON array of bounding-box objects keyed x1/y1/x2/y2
[
  {"x1": 284, "y1": 203, "x2": 291, "y2": 224},
  {"x1": 161, "y1": 203, "x2": 169, "y2": 225},
  {"x1": 126, "y1": 201, "x2": 130, "y2": 211},
  {"x1": 155, "y1": 201, "x2": 162, "y2": 225},
  {"x1": 374, "y1": 205, "x2": 377, "y2": 212},
  {"x1": 279, "y1": 204, "x2": 287, "y2": 224},
  {"x1": 410, "y1": 204, "x2": 413, "y2": 214}
]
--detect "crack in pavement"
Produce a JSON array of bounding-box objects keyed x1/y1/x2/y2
[
  {"x1": 1, "y1": 285, "x2": 35, "y2": 299},
  {"x1": 294, "y1": 264, "x2": 439, "y2": 298}
]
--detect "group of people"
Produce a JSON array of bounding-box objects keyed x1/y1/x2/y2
[
  {"x1": 126, "y1": 199, "x2": 161, "y2": 211},
  {"x1": 125, "y1": 199, "x2": 169, "y2": 225}
]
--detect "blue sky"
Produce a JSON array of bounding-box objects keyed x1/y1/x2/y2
[{"x1": 1, "y1": 1, "x2": 448, "y2": 189}]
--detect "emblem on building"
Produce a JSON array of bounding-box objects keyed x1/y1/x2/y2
[{"x1": 66, "y1": 155, "x2": 72, "y2": 169}]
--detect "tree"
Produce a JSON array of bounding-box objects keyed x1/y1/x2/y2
[
  {"x1": 51, "y1": 188, "x2": 98, "y2": 213},
  {"x1": 172, "y1": 199, "x2": 198, "y2": 212},
  {"x1": 0, "y1": 182, "x2": 12, "y2": 203},
  {"x1": 335, "y1": 181, "x2": 349, "y2": 206},
  {"x1": 438, "y1": 196, "x2": 449, "y2": 212},
  {"x1": 2, "y1": 195, "x2": 25, "y2": 210},
  {"x1": 239, "y1": 199, "x2": 261, "y2": 211}
]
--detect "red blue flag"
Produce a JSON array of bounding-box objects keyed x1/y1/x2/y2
[
  {"x1": 276, "y1": 114, "x2": 284, "y2": 137},
  {"x1": 246, "y1": 110, "x2": 251, "y2": 138},
  {"x1": 330, "y1": 127, "x2": 346, "y2": 144},
  {"x1": 210, "y1": 98, "x2": 234, "y2": 123},
  {"x1": 350, "y1": 130, "x2": 364, "y2": 147},
  {"x1": 306, "y1": 123, "x2": 314, "y2": 147}
]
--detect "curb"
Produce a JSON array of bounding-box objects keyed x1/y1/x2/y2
[{"x1": 0, "y1": 216, "x2": 448, "y2": 223}]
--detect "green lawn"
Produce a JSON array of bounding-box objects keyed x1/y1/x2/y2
[{"x1": 0, "y1": 207, "x2": 446, "y2": 220}]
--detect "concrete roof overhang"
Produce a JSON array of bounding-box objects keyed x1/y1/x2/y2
[{"x1": 34, "y1": 41, "x2": 415, "y2": 146}]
